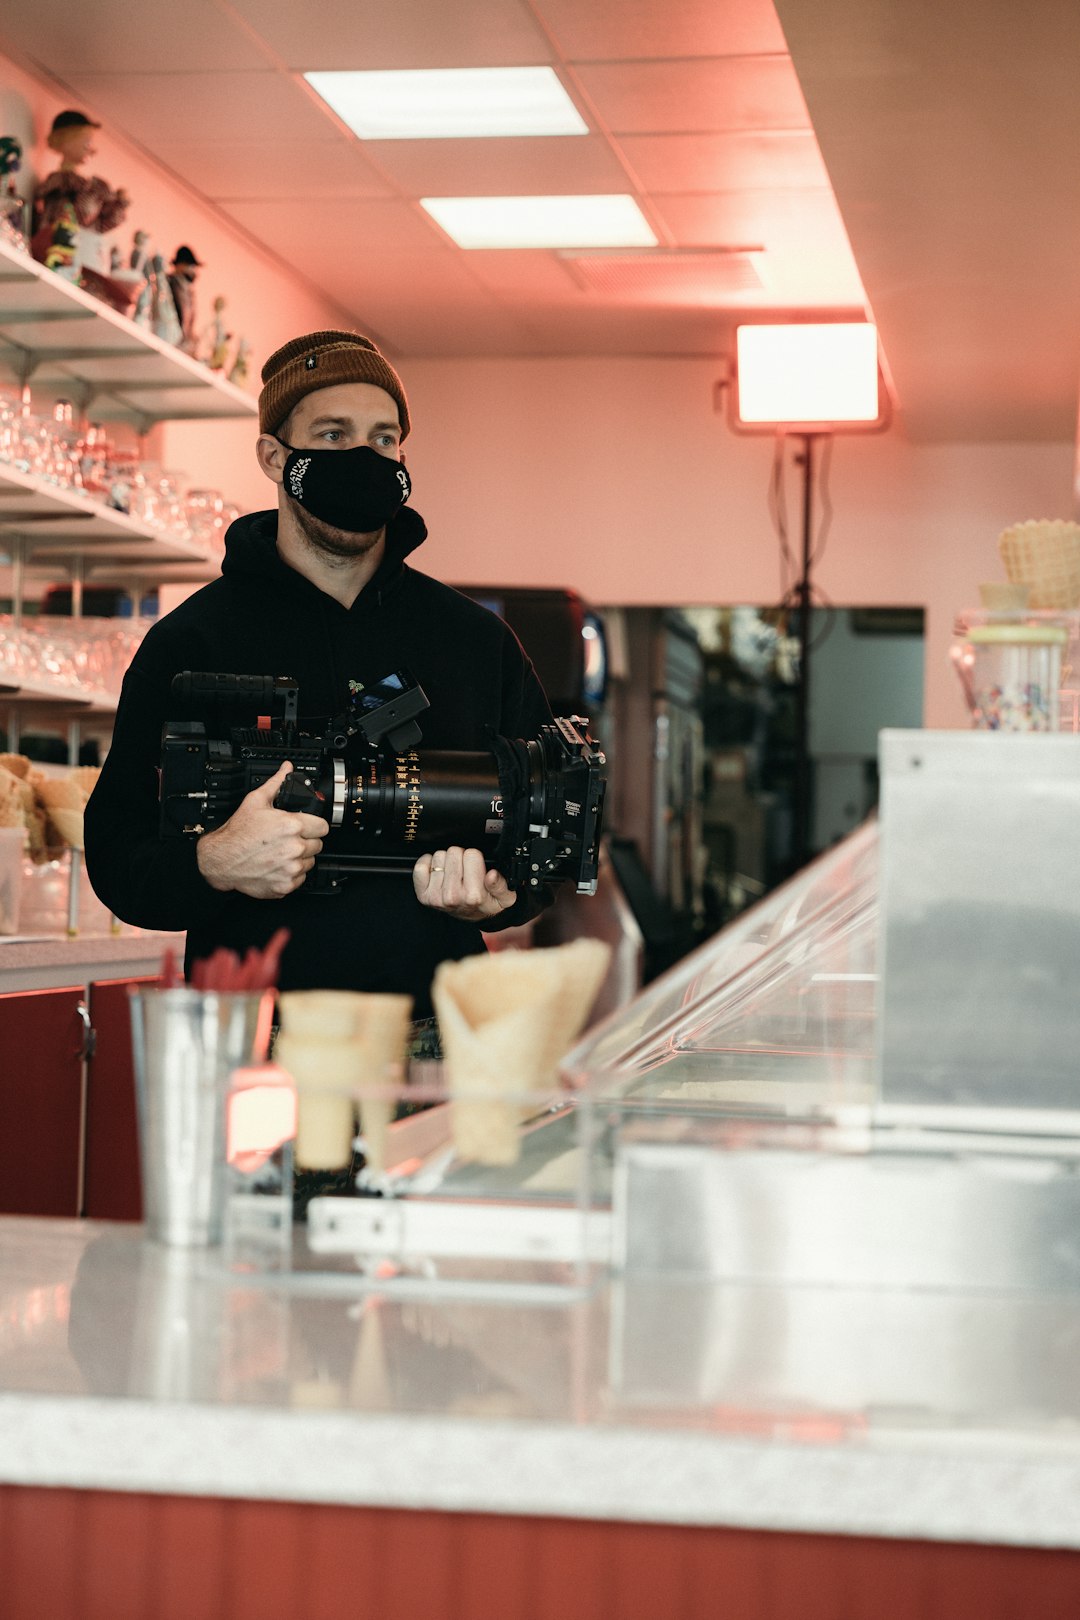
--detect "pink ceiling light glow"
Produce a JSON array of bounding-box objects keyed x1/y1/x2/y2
[{"x1": 734, "y1": 322, "x2": 883, "y2": 430}]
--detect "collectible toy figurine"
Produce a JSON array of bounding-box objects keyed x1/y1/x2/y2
[
  {"x1": 31, "y1": 110, "x2": 131, "y2": 307},
  {"x1": 201, "y1": 294, "x2": 231, "y2": 371},
  {"x1": 166, "y1": 244, "x2": 202, "y2": 355},
  {"x1": 228, "y1": 336, "x2": 251, "y2": 386},
  {"x1": 149, "y1": 252, "x2": 182, "y2": 345},
  {"x1": 0, "y1": 135, "x2": 27, "y2": 251}
]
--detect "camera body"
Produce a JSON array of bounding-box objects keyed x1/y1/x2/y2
[{"x1": 159, "y1": 670, "x2": 606, "y2": 895}]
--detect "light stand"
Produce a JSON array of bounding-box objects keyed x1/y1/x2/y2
[
  {"x1": 792, "y1": 432, "x2": 817, "y2": 872},
  {"x1": 730, "y1": 321, "x2": 887, "y2": 875}
]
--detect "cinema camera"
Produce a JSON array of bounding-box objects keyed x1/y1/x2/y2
[{"x1": 159, "y1": 670, "x2": 606, "y2": 895}]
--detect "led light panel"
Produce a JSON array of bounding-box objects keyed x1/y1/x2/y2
[
  {"x1": 735, "y1": 323, "x2": 881, "y2": 426},
  {"x1": 305, "y1": 67, "x2": 588, "y2": 139},
  {"x1": 420, "y1": 194, "x2": 657, "y2": 250}
]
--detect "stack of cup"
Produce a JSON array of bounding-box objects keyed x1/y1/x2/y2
[{"x1": 275, "y1": 990, "x2": 413, "y2": 1176}]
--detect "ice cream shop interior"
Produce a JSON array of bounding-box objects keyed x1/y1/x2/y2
[{"x1": 4, "y1": 2, "x2": 1080, "y2": 1616}]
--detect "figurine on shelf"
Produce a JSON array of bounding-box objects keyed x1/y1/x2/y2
[
  {"x1": 201, "y1": 295, "x2": 231, "y2": 371},
  {"x1": 0, "y1": 135, "x2": 27, "y2": 252},
  {"x1": 40, "y1": 198, "x2": 79, "y2": 277},
  {"x1": 148, "y1": 252, "x2": 182, "y2": 345},
  {"x1": 228, "y1": 336, "x2": 251, "y2": 386},
  {"x1": 128, "y1": 232, "x2": 154, "y2": 327},
  {"x1": 31, "y1": 110, "x2": 132, "y2": 309},
  {"x1": 129, "y1": 228, "x2": 150, "y2": 276},
  {"x1": 166, "y1": 244, "x2": 202, "y2": 356}
]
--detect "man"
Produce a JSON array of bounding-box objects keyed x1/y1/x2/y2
[{"x1": 84, "y1": 330, "x2": 553, "y2": 1017}]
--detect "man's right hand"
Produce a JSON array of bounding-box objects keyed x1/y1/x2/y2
[{"x1": 196, "y1": 760, "x2": 330, "y2": 899}]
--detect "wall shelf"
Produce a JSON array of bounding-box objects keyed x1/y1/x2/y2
[
  {"x1": 0, "y1": 460, "x2": 215, "y2": 569},
  {"x1": 0, "y1": 238, "x2": 257, "y2": 430},
  {"x1": 0, "y1": 676, "x2": 116, "y2": 717},
  {"x1": 0, "y1": 243, "x2": 249, "y2": 738}
]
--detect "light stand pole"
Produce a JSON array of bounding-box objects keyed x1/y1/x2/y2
[{"x1": 791, "y1": 432, "x2": 818, "y2": 873}]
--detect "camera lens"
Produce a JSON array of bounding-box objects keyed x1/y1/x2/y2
[{"x1": 341, "y1": 750, "x2": 505, "y2": 855}]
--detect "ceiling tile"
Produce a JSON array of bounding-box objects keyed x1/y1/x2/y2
[
  {"x1": 652, "y1": 187, "x2": 850, "y2": 247},
  {"x1": 221, "y1": 198, "x2": 448, "y2": 264},
  {"x1": 573, "y1": 56, "x2": 810, "y2": 135},
  {"x1": 224, "y1": 0, "x2": 551, "y2": 70},
  {"x1": 616, "y1": 131, "x2": 829, "y2": 193},
  {"x1": 303, "y1": 257, "x2": 543, "y2": 354},
  {"x1": 454, "y1": 250, "x2": 597, "y2": 302},
  {"x1": 518, "y1": 305, "x2": 738, "y2": 355},
  {"x1": 59, "y1": 70, "x2": 336, "y2": 145},
  {"x1": 535, "y1": 0, "x2": 788, "y2": 62},
  {"x1": 293, "y1": 244, "x2": 492, "y2": 302},
  {"x1": 360, "y1": 135, "x2": 630, "y2": 198},
  {"x1": 153, "y1": 139, "x2": 393, "y2": 200},
  {"x1": 651, "y1": 190, "x2": 865, "y2": 303},
  {"x1": 0, "y1": 3, "x2": 266, "y2": 73}
]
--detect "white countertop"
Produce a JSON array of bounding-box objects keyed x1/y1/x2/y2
[
  {"x1": 0, "y1": 931, "x2": 180, "y2": 990},
  {"x1": 4, "y1": 1216, "x2": 1080, "y2": 1546}
]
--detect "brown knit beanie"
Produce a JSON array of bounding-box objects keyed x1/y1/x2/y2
[{"x1": 258, "y1": 330, "x2": 411, "y2": 439}]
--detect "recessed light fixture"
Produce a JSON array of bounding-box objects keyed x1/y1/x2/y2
[
  {"x1": 420, "y1": 195, "x2": 657, "y2": 250},
  {"x1": 304, "y1": 67, "x2": 588, "y2": 139}
]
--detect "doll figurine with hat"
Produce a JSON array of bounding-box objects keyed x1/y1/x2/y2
[
  {"x1": 32, "y1": 111, "x2": 131, "y2": 305},
  {"x1": 167, "y1": 244, "x2": 202, "y2": 355}
]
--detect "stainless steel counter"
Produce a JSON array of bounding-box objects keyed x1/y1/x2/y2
[{"x1": 4, "y1": 1216, "x2": 1080, "y2": 1547}]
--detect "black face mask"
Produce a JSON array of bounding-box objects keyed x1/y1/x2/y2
[{"x1": 277, "y1": 441, "x2": 411, "y2": 534}]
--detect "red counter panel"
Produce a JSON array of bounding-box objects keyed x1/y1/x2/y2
[
  {"x1": 2, "y1": 1487, "x2": 1080, "y2": 1620},
  {"x1": 0, "y1": 987, "x2": 85, "y2": 1216}
]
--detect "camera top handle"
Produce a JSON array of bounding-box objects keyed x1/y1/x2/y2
[{"x1": 171, "y1": 671, "x2": 301, "y2": 739}]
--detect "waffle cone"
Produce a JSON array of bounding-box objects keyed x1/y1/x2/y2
[
  {"x1": 48, "y1": 808, "x2": 84, "y2": 850},
  {"x1": 276, "y1": 993, "x2": 413, "y2": 1175},
  {"x1": 432, "y1": 941, "x2": 612, "y2": 1165},
  {"x1": 278, "y1": 988, "x2": 368, "y2": 1041},
  {"x1": 998, "y1": 520, "x2": 1080, "y2": 610},
  {"x1": 38, "y1": 776, "x2": 84, "y2": 812},
  {"x1": 70, "y1": 765, "x2": 101, "y2": 798},
  {"x1": 353, "y1": 994, "x2": 412, "y2": 1174}
]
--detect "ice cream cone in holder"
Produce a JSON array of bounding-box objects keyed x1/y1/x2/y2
[
  {"x1": 276, "y1": 990, "x2": 412, "y2": 1173},
  {"x1": 998, "y1": 520, "x2": 1080, "y2": 611},
  {"x1": 432, "y1": 940, "x2": 612, "y2": 1167},
  {"x1": 351, "y1": 993, "x2": 413, "y2": 1176}
]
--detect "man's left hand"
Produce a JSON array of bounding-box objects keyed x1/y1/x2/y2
[{"x1": 413, "y1": 846, "x2": 518, "y2": 922}]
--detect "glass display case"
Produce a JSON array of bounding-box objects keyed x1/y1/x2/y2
[{"x1": 219, "y1": 730, "x2": 1080, "y2": 1300}]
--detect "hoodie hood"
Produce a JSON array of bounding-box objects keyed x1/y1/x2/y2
[{"x1": 220, "y1": 503, "x2": 428, "y2": 604}]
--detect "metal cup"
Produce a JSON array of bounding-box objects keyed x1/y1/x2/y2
[{"x1": 129, "y1": 987, "x2": 274, "y2": 1247}]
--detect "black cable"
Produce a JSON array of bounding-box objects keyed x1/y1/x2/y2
[
  {"x1": 807, "y1": 433, "x2": 834, "y2": 570},
  {"x1": 767, "y1": 431, "x2": 796, "y2": 600}
]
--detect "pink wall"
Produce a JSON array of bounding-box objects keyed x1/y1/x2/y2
[
  {"x1": 401, "y1": 357, "x2": 1075, "y2": 727},
  {"x1": 0, "y1": 46, "x2": 346, "y2": 513}
]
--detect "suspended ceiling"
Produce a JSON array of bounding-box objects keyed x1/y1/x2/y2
[{"x1": 0, "y1": 0, "x2": 1076, "y2": 444}]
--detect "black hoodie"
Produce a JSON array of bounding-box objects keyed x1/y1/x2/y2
[{"x1": 84, "y1": 506, "x2": 553, "y2": 1016}]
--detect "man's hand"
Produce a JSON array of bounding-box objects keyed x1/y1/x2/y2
[
  {"x1": 413, "y1": 846, "x2": 518, "y2": 922},
  {"x1": 196, "y1": 760, "x2": 330, "y2": 900}
]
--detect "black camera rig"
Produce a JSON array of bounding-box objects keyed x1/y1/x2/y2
[{"x1": 159, "y1": 670, "x2": 606, "y2": 895}]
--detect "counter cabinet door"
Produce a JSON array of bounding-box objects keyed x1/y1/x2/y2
[
  {"x1": 83, "y1": 976, "x2": 160, "y2": 1222},
  {"x1": 0, "y1": 986, "x2": 88, "y2": 1216}
]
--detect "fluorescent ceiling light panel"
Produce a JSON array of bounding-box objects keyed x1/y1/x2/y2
[
  {"x1": 421, "y1": 195, "x2": 657, "y2": 250},
  {"x1": 305, "y1": 67, "x2": 588, "y2": 139},
  {"x1": 735, "y1": 323, "x2": 881, "y2": 425}
]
